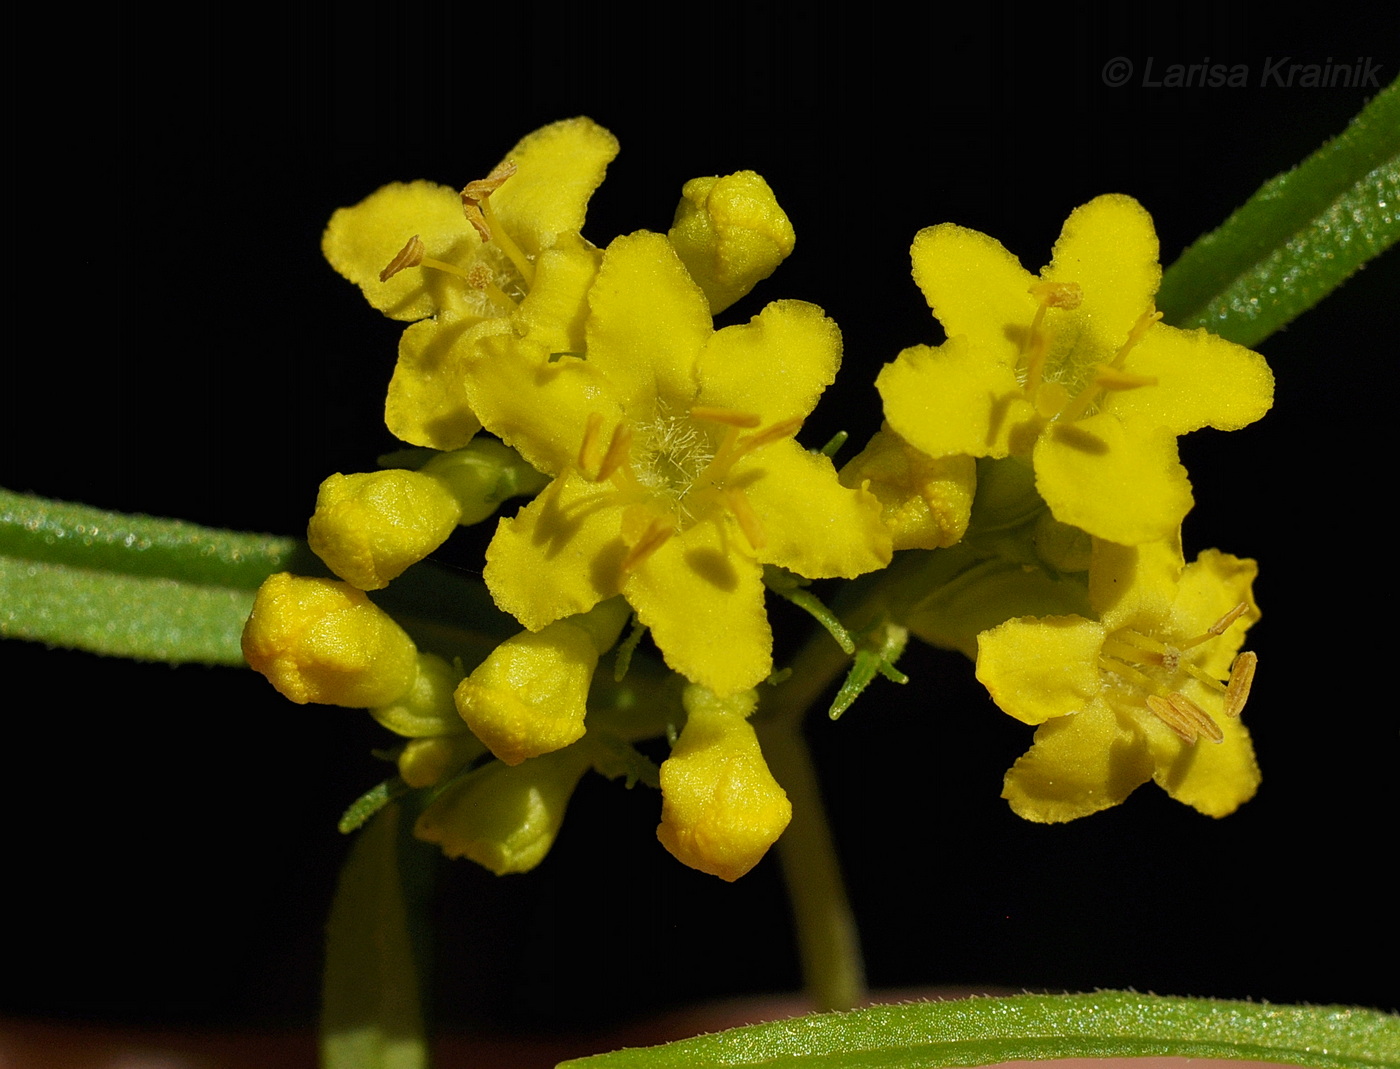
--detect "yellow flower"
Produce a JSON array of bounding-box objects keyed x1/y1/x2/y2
[
  {"x1": 878, "y1": 195, "x2": 1273, "y2": 545},
  {"x1": 976, "y1": 538, "x2": 1260, "y2": 822},
  {"x1": 322, "y1": 117, "x2": 619, "y2": 450},
  {"x1": 656, "y1": 685, "x2": 791, "y2": 882},
  {"x1": 466, "y1": 230, "x2": 891, "y2": 696}
]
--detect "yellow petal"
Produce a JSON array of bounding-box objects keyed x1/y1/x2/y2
[
  {"x1": 1002, "y1": 704, "x2": 1155, "y2": 823},
  {"x1": 585, "y1": 231, "x2": 710, "y2": 413},
  {"x1": 322, "y1": 180, "x2": 480, "y2": 322},
  {"x1": 976, "y1": 615, "x2": 1107, "y2": 725},
  {"x1": 910, "y1": 223, "x2": 1037, "y2": 358},
  {"x1": 623, "y1": 521, "x2": 771, "y2": 697},
  {"x1": 1148, "y1": 707, "x2": 1261, "y2": 818},
  {"x1": 468, "y1": 335, "x2": 618, "y2": 476},
  {"x1": 878, "y1": 338, "x2": 1033, "y2": 460},
  {"x1": 1044, "y1": 194, "x2": 1160, "y2": 352},
  {"x1": 697, "y1": 299, "x2": 841, "y2": 426},
  {"x1": 1033, "y1": 414, "x2": 1193, "y2": 545},
  {"x1": 742, "y1": 440, "x2": 891, "y2": 577},
  {"x1": 491, "y1": 117, "x2": 619, "y2": 255},
  {"x1": 1111, "y1": 326, "x2": 1274, "y2": 434},
  {"x1": 385, "y1": 318, "x2": 487, "y2": 450},
  {"x1": 510, "y1": 233, "x2": 602, "y2": 357},
  {"x1": 484, "y1": 472, "x2": 625, "y2": 631}
]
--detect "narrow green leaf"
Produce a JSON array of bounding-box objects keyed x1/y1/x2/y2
[
  {"x1": 558, "y1": 992, "x2": 1399, "y2": 1068},
  {"x1": 0, "y1": 488, "x2": 315, "y2": 665},
  {"x1": 1158, "y1": 76, "x2": 1399, "y2": 347},
  {"x1": 322, "y1": 804, "x2": 433, "y2": 1069}
]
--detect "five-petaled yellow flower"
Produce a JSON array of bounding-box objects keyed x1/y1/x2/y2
[
  {"x1": 467, "y1": 230, "x2": 891, "y2": 696},
  {"x1": 879, "y1": 195, "x2": 1274, "y2": 545},
  {"x1": 323, "y1": 117, "x2": 619, "y2": 450},
  {"x1": 977, "y1": 537, "x2": 1260, "y2": 822}
]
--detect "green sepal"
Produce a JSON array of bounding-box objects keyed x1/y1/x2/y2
[
  {"x1": 828, "y1": 619, "x2": 908, "y2": 720},
  {"x1": 763, "y1": 565, "x2": 855, "y2": 655},
  {"x1": 557, "y1": 991, "x2": 1400, "y2": 1068},
  {"x1": 338, "y1": 776, "x2": 415, "y2": 834},
  {"x1": 1158, "y1": 75, "x2": 1399, "y2": 347}
]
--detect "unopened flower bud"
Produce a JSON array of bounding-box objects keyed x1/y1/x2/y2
[
  {"x1": 656, "y1": 685, "x2": 791, "y2": 882},
  {"x1": 370, "y1": 652, "x2": 465, "y2": 737},
  {"x1": 308, "y1": 469, "x2": 462, "y2": 590},
  {"x1": 668, "y1": 171, "x2": 795, "y2": 313},
  {"x1": 454, "y1": 598, "x2": 629, "y2": 765},
  {"x1": 840, "y1": 425, "x2": 976, "y2": 550},
  {"x1": 414, "y1": 746, "x2": 592, "y2": 874},
  {"x1": 241, "y1": 573, "x2": 418, "y2": 707}
]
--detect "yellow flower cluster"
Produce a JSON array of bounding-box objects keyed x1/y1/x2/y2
[
  {"x1": 244, "y1": 118, "x2": 882, "y2": 880},
  {"x1": 244, "y1": 120, "x2": 1273, "y2": 887},
  {"x1": 867, "y1": 197, "x2": 1269, "y2": 820}
]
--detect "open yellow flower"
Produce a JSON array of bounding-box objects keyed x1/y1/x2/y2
[
  {"x1": 323, "y1": 117, "x2": 619, "y2": 449},
  {"x1": 977, "y1": 537, "x2": 1260, "y2": 822},
  {"x1": 879, "y1": 195, "x2": 1273, "y2": 545},
  {"x1": 468, "y1": 230, "x2": 891, "y2": 696}
]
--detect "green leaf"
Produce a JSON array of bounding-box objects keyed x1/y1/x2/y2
[
  {"x1": 323, "y1": 804, "x2": 434, "y2": 1069},
  {"x1": 0, "y1": 488, "x2": 316, "y2": 665},
  {"x1": 557, "y1": 991, "x2": 1400, "y2": 1068},
  {"x1": 1158, "y1": 76, "x2": 1399, "y2": 347}
]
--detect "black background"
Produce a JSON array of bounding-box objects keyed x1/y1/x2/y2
[{"x1": 5, "y1": 2, "x2": 1396, "y2": 1041}]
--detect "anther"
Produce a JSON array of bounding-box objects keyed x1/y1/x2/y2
[
  {"x1": 1224, "y1": 651, "x2": 1257, "y2": 719},
  {"x1": 1108, "y1": 309, "x2": 1163, "y2": 368},
  {"x1": 597, "y1": 424, "x2": 633, "y2": 483},
  {"x1": 1028, "y1": 281, "x2": 1083, "y2": 309},
  {"x1": 1146, "y1": 692, "x2": 1223, "y2": 743},
  {"x1": 578, "y1": 413, "x2": 606, "y2": 476},
  {"x1": 460, "y1": 161, "x2": 518, "y2": 242},
  {"x1": 380, "y1": 235, "x2": 425, "y2": 282},
  {"x1": 1179, "y1": 602, "x2": 1249, "y2": 649}
]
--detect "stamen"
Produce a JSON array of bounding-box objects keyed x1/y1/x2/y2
[
  {"x1": 461, "y1": 160, "x2": 536, "y2": 289},
  {"x1": 1055, "y1": 365, "x2": 1160, "y2": 423},
  {"x1": 460, "y1": 162, "x2": 518, "y2": 242},
  {"x1": 1022, "y1": 281, "x2": 1082, "y2": 397},
  {"x1": 1107, "y1": 309, "x2": 1163, "y2": 369},
  {"x1": 1146, "y1": 692, "x2": 1223, "y2": 744},
  {"x1": 380, "y1": 235, "x2": 425, "y2": 282},
  {"x1": 723, "y1": 487, "x2": 766, "y2": 549},
  {"x1": 620, "y1": 517, "x2": 675, "y2": 573},
  {"x1": 1224, "y1": 651, "x2": 1257, "y2": 718},
  {"x1": 739, "y1": 416, "x2": 805, "y2": 453},
  {"x1": 1145, "y1": 694, "x2": 1195, "y2": 742},
  {"x1": 597, "y1": 423, "x2": 633, "y2": 483},
  {"x1": 1178, "y1": 602, "x2": 1249, "y2": 649},
  {"x1": 578, "y1": 413, "x2": 606, "y2": 476},
  {"x1": 690, "y1": 406, "x2": 762, "y2": 428}
]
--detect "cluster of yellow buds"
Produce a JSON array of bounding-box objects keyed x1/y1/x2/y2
[{"x1": 245, "y1": 119, "x2": 1273, "y2": 888}]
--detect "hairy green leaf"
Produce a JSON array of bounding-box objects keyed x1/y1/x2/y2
[
  {"x1": 558, "y1": 992, "x2": 1399, "y2": 1068},
  {"x1": 0, "y1": 488, "x2": 314, "y2": 664},
  {"x1": 1158, "y1": 76, "x2": 1399, "y2": 347}
]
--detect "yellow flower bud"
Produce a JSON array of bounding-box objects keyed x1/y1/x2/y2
[
  {"x1": 668, "y1": 171, "x2": 796, "y2": 313},
  {"x1": 454, "y1": 599, "x2": 629, "y2": 766},
  {"x1": 656, "y1": 685, "x2": 791, "y2": 882},
  {"x1": 307, "y1": 469, "x2": 462, "y2": 590},
  {"x1": 414, "y1": 746, "x2": 591, "y2": 874},
  {"x1": 840, "y1": 426, "x2": 976, "y2": 551},
  {"x1": 241, "y1": 573, "x2": 419, "y2": 707},
  {"x1": 397, "y1": 732, "x2": 487, "y2": 789},
  {"x1": 370, "y1": 652, "x2": 465, "y2": 737}
]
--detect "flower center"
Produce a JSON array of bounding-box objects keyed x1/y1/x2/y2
[
  {"x1": 1019, "y1": 281, "x2": 1161, "y2": 422},
  {"x1": 1097, "y1": 603, "x2": 1257, "y2": 743},
  {"x1": 576, "y1": 404, "x2": 803, "y2": 572},
  {"x1": 378, "y1": 161, "x2": 534, "y2": 319}
]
